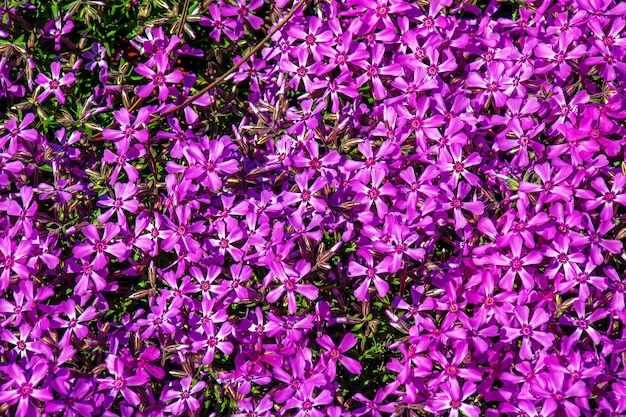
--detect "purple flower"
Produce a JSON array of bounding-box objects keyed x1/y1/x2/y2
[
  {"x1": 439, "y1": 181, "x2": 484, "y2": 230},
  {"x1": 35, "y1": 62, "x2": 76, "y2": 104},
  {"x1": 0, "y1": 364, "x2": 54, "y2": 417},
  {"x1": 97, "y1": 182, "x2": 140, "y2": 224},
  {"x1": 45, "y1": 379, "x2": 95, "y2": 417},
  {"x1": 282, "y1": 384, "x2": 333, "y2": 417},
  {"x1": 266, "y1": 260, "x2": 319, "y2": 314},
  {"x1": 135, "y1": 53, "x2": 183, "y2": 101},
  {"x1": 529, "y1": 371, "x2": 588, "y2": 417},
  {"x1": 316, "y1": 333, "x2": 362, "y2": 380},
  {"x1": 72, "y1": 224, "x2": 129, "y2": 270},
  {"x1": 0, "y1": 236, "x2": 31, "y2": 291},
  {"x1": 41, "y1": 14, "x2": 74, "y2": 51},
  {"x1": 502, "y1": 306, "x2": 554, "y2": 360},
  {"x1": 83, "y1": 42, "x2": 108, "y2": 71},
  {"x1": 428, "y1": 380, "x2": 480, "y2": 417},
  {"x1": 200, "y1": 4, "x2": 238, "y2": 42},
  {"x1": 222, "y1": 0, "x2": 264, "y2": 32},
  {"x1": 0, "y1": 113, "x2": 39, "y2": 154},
  {"x1": 102, "y1": 106, "x2": 152, "y2": 145},
  {"x1": 193, "y1": 320, "x2": 233, "y2": 365},
  {"x1": 99, "y1": 356, "x2": 149, "y2": 406},
  {"x1": 163, "y1": 376, "x2": 206, "y2": 415}
]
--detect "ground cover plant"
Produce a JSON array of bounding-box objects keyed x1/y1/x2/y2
[{"x1": 1, "y1": 0, "x2": 626, "y2": 415}]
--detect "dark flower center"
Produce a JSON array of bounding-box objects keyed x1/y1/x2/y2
[
  {"x1": 309, "y1": 158, "x2": 322, "y2": 169},
  {"x1": 94, "y1": 241, "x2": 107, "y2": 252},
  {"x1": 368, "y1": 188, "x2": 381, "y2": 200},
  {"x1": 510, "y1": 258, "x2": 522, "y2": 271},
  {"x1": 20, "y1": 384, "x2": 32, "y2": 396}
]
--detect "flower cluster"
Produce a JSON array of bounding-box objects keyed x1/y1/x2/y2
[{"x1": 1, "y1": 0, "x2": 626, "y2": 416}]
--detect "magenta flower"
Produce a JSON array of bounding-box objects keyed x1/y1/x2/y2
[
  {"x1": 0, "y1": 364, "x2": 54, "y2": 417},
  {"x1": 44, "y1": 379, "x2": 95, "y2": 417},
  {"x1": 544, "y1": 236, "x2": 585, "y2": 282},
  {"x1": 439, "y1": 181, "x2": 484, "y2": 230},
  {"x1": 160, "y1": 204, "x2": 206, "y2": 253},
  {"x1": 209, "y1": 218, "x2": 245, "y2": 261},
  {"x1": 560, "y1": 299, "x2": 607, "y2": 345},
  {"x1": 72, "y1": 224, "x2": 129, "y2": 270},
  {"x1": 355, "y1": 44, "x2": 404, "y2": 99},
  {"x1": 0, "y1": 236, "x2": 32, "y2": 291},
  {"x1": 316, "y1": 333, "x2": 362, "y2": 380},
  {"x1": 102, "y1": 106, "x2": 152, "y2": 145},
  {"x1": 479, "y1": 236, "x2": 543, "y2": 290},
  {"x1": 266, "y1": 260, "x2": 319, "y2": 314},
  {"x1": 530, "y1": 371, "x2": 588, "y2": 417},
  {"x1": 53, "y1": 299, "x2": 97, "y2": 344},
  {"x1": 135, "y1": 53, "x2": 183, "y2": 101},
  {"x1": 83, "y1": 42, "x2": 108, "y2": 71},
  {"x1": 163, "y1": 377, "x2": 206, "y2": 415},
  {"x1": 429, "y1": 380, "x2": 480, "y2": 417},
  {"x1": 102, "y1": 143, "x2": 146, "y2": 185},
  {"x1": 222, "y1": 0, "x2": 264, "y2": 31},
  {"x1": 192, "y1": 321, "x2": 233, "y2": 365},
  {"x1": 518, "y1": 161, "x2": 573, "y2": 205},
  {"x1": 99, "y1": 356, "x2": 149, "y2": 406},
  {"x1": 41, "y1": 14, "x2": 74, "y2": 51},
  {"x1": 96, "y1": 182, "x2": 140, "y2": 224},
  {"x1": 502, "y1": 306, "x2": 554, "y2": 360},
  {"x1": 200, "y1": 4, "x2": 238, "y2": 42},
  {"x1": 137, "y1": 296, "x2": 182, "y2": 338},
  {"x1": 35, "y1": 61, "x2": 75, "y2": 104},
  {"x1": 282, "y1": 170, "x2": 328, "y2": 213},
  {"x1": 348, "y1": 250, "x2": 392, "y2": 300},
  {"x1": 282, "y1": 384, "x2": 333, "y2": 417},
  {"x1": 181, "y1": 138, "x2": 239, "y2": 192},
  {"x1": 351, "y1": 167, "x2": 397, "y2": 217},
  {"x1": 582, "y1": 173, "x2": 626, "y2": 221},
  {"x1": 0, "y1": 113, "x2": 39, "y2": 154}
]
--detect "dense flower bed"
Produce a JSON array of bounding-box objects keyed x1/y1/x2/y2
[{"x1": 1, "y1": 0, "x2": 626, "y2": 416}]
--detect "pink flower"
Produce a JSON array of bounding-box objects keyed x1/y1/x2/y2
[
  {"x1": 35, "y1": 62, "x2": 75, "y2": 104},
  {"x1": 316, "y1": 333, "x2": 362, "y2": 380},
  {"x1": 135, "y1": 53, "x2": 183, "y2": 101}
]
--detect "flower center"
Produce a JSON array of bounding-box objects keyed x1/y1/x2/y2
[
  {"x1": 20, "y1": 384, "x2": 32, "y2": 397},
  {"x1": 94, "y1": 241, "x2": 107, "y2": 252},
  {"x1": 368, "y1": 188, "x2": 381, "y2": 200},
  {"x1": 510, "y1": 258, "x2": 522, "y2": 271}
]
